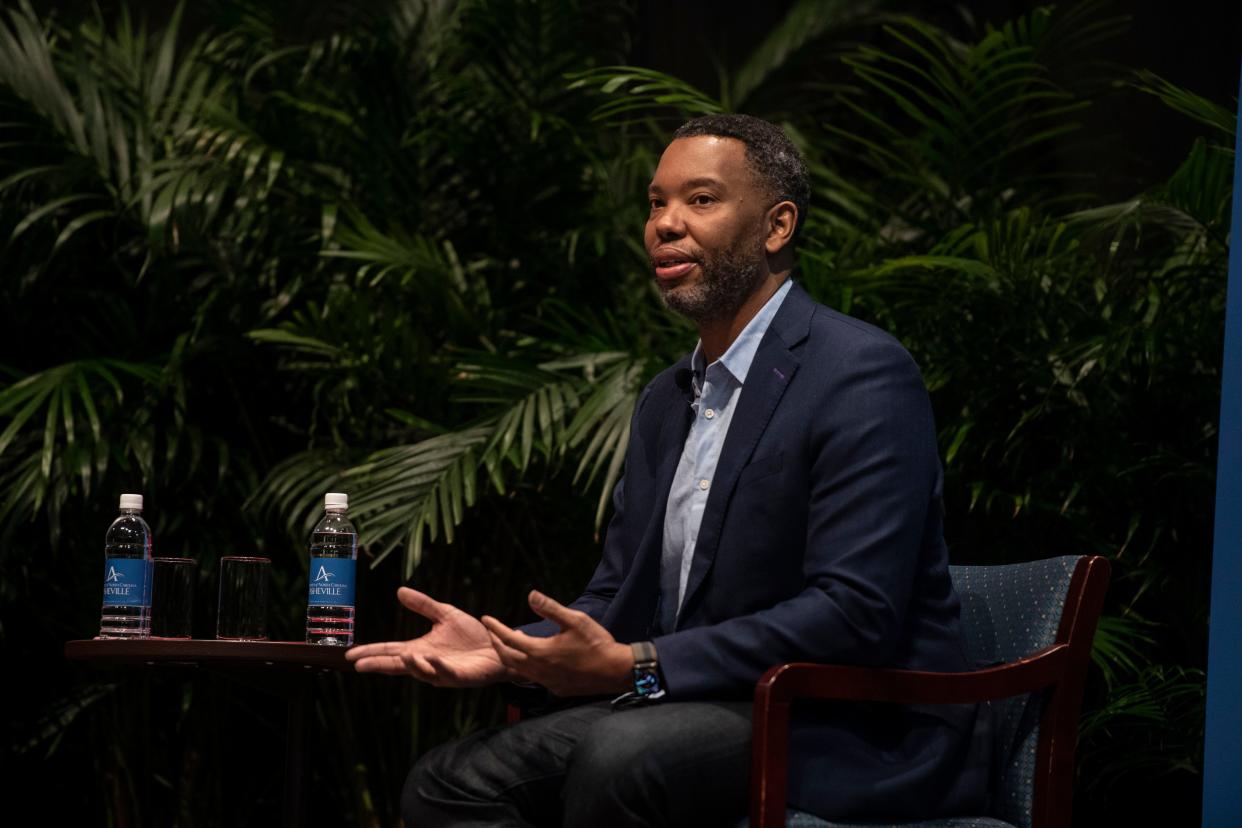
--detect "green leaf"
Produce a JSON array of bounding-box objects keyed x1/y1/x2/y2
[
  {"x1": 1134, "y1": 70, "x2": 1236, "y2": 140},
  {"x1": 9, "y1": 194, "x2": 101, "y2": 242},
  {"x1": 246, "y1": 329, "x2": 341, "y2": 356},
  {"x1": 51, "y1": 208, "x2": 114, "y2": 252}
]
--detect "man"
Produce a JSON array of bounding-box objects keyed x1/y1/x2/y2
[{"x1": 347, "y1": 115, "x2": 989, "y2": 826}]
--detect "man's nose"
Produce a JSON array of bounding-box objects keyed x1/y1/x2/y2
[{"x1": 652, "y1": 205, "x2": 686, "y2": 240}]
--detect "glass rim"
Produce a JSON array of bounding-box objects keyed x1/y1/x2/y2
[
  {"x1": 153, "y1": 556, "x2": 196, "y2": 564},
  {"x1": 219, "y1": 555, "x2": 271, "y2": 563}
]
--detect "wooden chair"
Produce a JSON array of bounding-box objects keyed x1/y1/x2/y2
[{"x1": 748, "y1": 555, "x2": 1110, "y2": 828}]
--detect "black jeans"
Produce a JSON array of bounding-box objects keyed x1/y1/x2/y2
[{"x1": 402, "y1": 699, "x2": 753, "y2": 827}]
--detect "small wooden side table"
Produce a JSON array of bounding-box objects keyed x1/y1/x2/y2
[{"x1": 65, "y1": 639, "x2": 351, "y2": 827}]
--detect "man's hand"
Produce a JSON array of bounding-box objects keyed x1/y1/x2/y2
[
  {"x1": 346, "y1": 587, "x2": 512, "y2": 687},
  {"x1": 481, "y1": 590, "x2": 634, "y2": 697}
]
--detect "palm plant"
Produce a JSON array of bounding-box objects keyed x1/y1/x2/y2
[{"x1": 0, "y1": 0, "x2": 340, "y2": 819}]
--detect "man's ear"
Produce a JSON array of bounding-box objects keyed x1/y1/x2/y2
[{"x1": 764, "y1": 200, "x2": 798, "y2": 255}]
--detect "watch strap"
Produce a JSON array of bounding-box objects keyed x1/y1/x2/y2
[{"x1": 631, "y1": 640, "x2": 657, "y2": 666}]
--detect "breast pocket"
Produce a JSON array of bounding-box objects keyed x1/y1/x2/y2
[{"x1": 737, "y1": 451, "x2": 783, "y2": 487}]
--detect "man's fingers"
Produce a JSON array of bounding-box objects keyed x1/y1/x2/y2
[
  {"x1": 487, "y1": 631, "x2": 530, "y2": 673},
  {"x1": 350, "y1": 650, "x2": 439, "y2": 680},
  {"x1": 487, "y1": 630, "x2": 523, "y2": 660},
  {"x1": 351, "y1": 654, "x2": 413, "y2": 675},
  {"x1": 527, "y1": 590, "x2": 584, "y2": 631},
  {"x1": 480, "y1": 615, "x2": 540, "y2": 654},
  {"x1": 396, "y1": 587, "x2": 451, "y2": 621},
  {"x1": 404, "y1": 653, "x2": 440, "y2": 681},
  {"x1": 347, "y1": 640, "x2": 413, "y2": 661},
  {"x1": 348, "y1": 639, "x2": 442, "y2": 683},
  {"x1": 424, "y1": 654, "x2": 457, "y2": 679}
]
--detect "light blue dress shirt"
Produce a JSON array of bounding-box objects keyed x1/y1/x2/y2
[{"x1": 661, "y1": 279, "x2": 793, "y2": 620}]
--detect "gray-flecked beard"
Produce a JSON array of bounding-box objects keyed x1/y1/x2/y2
[{"x1": 654, "y1": 236, "x2": 766, "y2": 325}]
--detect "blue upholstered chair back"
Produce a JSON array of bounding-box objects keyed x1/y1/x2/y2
[{"x1": 948, "y1": 556, "x2": 1080, "y2": 828}]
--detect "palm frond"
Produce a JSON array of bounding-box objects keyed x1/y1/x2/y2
[
  {"x1": 728, "y1": 0, "x2": 889, "y2": 110},
  {"x1": 564, "y1": 356, "x2": 646, "y2": 528},
  {"x1": 1134, "y1": 70, "x2": 1236, "y2": 141},
  {"x1": 0, "y1": 0, "x2": 283, "y2": 261},
  {"x1": 346, "y1": 427, "x2": 490, "y2": 578},
  {"x1": 0, "y1": 2, "x2": 87, "y2": 150},
  {"x1": 323, "y1": 207, "x2": 491, "y2": 326},
  {"x1": 293, "y1": 348, "x2": 648, "y2": 577},
  {"x1": 0, "y1": 357, "x2": 164, "y2": 546},
  {"x1": 245, "y1": 329, "x2": 342, "y2": 359},
  {"x1": 1154, "y1": 138, "x2": 1233, "y2": 232},
  {"x1": 1078, "y1": 665, "x2": 1205, "y2": 787},
  {"x1": 0, "y1": 358, "x2": 159, "y2": 477},
  {"x1": 1090, "y1": 613, "x2": 1159, "y2": 689},
  {"x1": 824, "y1": 8, "x2": 1095, "y2": 232},
  {"x1": 12, "y1": 681, "x2": 116, "y2": 759},
  {"x1": 566, "y1": 66, "x2": 722, "y2": 123},
  {"x1": 247, "y1": 448, "x2": 350, "y2": 544},
  {"x1": 1068, "y1": 138, "x2": 1233, "y2": 254},
  {"x1": 455, "y1": 354, "x2": 582, "y2": 476}
]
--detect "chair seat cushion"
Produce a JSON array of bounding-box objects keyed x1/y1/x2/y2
[{"x1": 783, "y1": 811, "x2": 1015, "y2": 828}]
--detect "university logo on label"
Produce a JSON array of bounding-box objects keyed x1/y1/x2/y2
[
  {"x1": 314, "y1": 566, "x2": 334, "y2": 583},
  {"x1": 105, "y1": 566, "x2": 122, "y2": 582}
]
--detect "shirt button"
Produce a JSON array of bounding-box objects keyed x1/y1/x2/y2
[
  {"x1": 704, "y1": 408, "x2": 715, "y2": 419},
  {"x1": 698, "y1": 479, "x2": 710, "y2": 491}
]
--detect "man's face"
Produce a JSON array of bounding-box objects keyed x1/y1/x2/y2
[{"x1": 645, "y1": 136, "x2": 770, "y2": 324}]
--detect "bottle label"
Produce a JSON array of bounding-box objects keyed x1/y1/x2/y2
[
  {"x1": 102, "y1": 558, "x2": 152, "y2": 606},
  {"x1": 308, "y1": 557, "x2": 356, "y2": 607}
]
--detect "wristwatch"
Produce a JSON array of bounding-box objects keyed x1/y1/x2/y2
[{"x1": 630, "y1": 641, "x2": 665, "y2": 700}]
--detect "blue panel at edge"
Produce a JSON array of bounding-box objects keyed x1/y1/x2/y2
[{"x1": 1201, "y1": 61, "x2": 1242, "y2": 828}]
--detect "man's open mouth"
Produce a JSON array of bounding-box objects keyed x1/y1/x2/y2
[{"x1": 653, "y1": 252, "x2": 699, "y2": 281}]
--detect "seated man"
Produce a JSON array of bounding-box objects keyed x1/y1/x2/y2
[{"x1": 347, "y1": 114, "x2": 990, "y2": 827}]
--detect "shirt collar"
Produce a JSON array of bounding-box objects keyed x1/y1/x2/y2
[{"x1": 690, "y1": 278, "x2": 793, "y2": 386}]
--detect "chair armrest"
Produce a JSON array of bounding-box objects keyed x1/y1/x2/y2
[
  {"x1": 749, "y1": 644, "x2": 1069, "y2": 828},
  {"x1": 757, "y1": 642, "x2": 1070, "y2": 705}
]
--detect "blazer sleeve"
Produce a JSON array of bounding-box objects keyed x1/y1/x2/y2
[{"x1": 652, "y1": 334, "x2": 945, "y2": 698}]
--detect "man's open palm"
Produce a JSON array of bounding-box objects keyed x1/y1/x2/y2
[{"x1": 346, "y1": 587, "x2": 511, "y2": 687}]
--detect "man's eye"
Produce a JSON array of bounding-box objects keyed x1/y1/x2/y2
[{"x1": 692, "y1": 194, "x2": 715, "y2": 206}]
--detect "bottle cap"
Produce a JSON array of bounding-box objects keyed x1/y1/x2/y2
[
  {"x1": 119, "y1": 493, "x2": 143, "y2": 511},
  {"x1": 325, "y1": 492, "x2": 348, "y2": 510}
]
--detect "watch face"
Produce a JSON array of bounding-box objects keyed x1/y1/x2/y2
[{"x1": 633, "y1": 667, "x2": 662, "y2": 697}]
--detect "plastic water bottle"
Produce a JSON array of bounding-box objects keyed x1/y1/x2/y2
[
  {"x1": 306, "y1": 492, "x2": 357, "y2": 646},
  {"x1": 99, "y1": 493, "x2": 153, "y2": 638}
]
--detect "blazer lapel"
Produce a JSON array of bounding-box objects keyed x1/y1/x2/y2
[
  {"x1": 677, "y1": 283, "x2": 815, "y2": 623},
  {"x1": 607, "y1": 360, "x2": 693, "y2": 640},
  {"x1": 645, "y1": 356, "x2": 694, "y2": 480}
]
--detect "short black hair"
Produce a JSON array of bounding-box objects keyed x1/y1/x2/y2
[{"x1": 672, "y1": 114, "x2": 810, "y2": 243}]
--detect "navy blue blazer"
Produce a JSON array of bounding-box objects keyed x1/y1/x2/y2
[{"x1": 530, "y1": 282, "x2": 990, "y2": 820}]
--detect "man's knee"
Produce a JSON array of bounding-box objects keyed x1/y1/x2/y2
[
  {"x1": 568, "y1": 711, "x2": 665, "y2": 788},
  {"x1": 564, "y1": 712, "x2": 669, "y2": 820},
  {"x1": 564, "y1": 703, "x2": 752, "y2": 825},
  {"x1": 401, "y1": 708, "x2": 605, "y2": 825},
  {"x1": 401, "y1": 734, "x2": 506, "y2": 824},
  {"x1": 401, "y1": 741, "x2": 454, "y2": 824}
]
